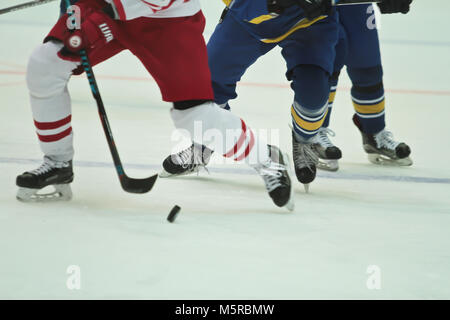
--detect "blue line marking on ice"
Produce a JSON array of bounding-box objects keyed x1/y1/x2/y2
[{"x1": 2, "y1": 157, "x2": 449, "y2": 185}]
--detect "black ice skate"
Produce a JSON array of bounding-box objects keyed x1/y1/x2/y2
[
  {"x1": 311, "y1": 127, "x2": 342, "y2": 172},
  {"x1": 16, "y1": 156, "x2": 73, "y2": 202},
  {"x1": 353, "y1": 114, "x2": 412, "y2": 166},
  {"x1": 160, "y1": 143, "x2": 213, "y2": 178},
  {"x1": 253, "y1": 145, "x2": 294, "y2": 211},
  {"x1": 292, "y1": 133, "x2": 319, "y2": 192}
]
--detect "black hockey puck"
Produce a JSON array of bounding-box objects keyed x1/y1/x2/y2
[{"x1": 167, "y1": 205, "x2": 181, "y2": 223}]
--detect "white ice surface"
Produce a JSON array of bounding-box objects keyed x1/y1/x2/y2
[{"x1": 0, "y1": 0, "x2": 449, "y2": 299}]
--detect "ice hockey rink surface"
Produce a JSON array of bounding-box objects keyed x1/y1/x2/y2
[{"x1": 0, "y1": 1, "x2": 449, "y2": 299}]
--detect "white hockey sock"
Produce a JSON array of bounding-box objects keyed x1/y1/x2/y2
[
  {"x1": 27, "y1": 41, "x2": 79, "y2": 162},
  {"x1": 170, "y1": 102, "x2": 270, "y2": 166}
]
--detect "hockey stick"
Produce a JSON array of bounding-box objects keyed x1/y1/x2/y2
[
  {"x1": 64, "y1": 1, "x2": 157, "y2": 194},
  {"x1": 0, "y1": 0, "x2": 57, "y2": 15},
  {"x1": 78, "y1": 53, "x2": 158, "y2": 193}
]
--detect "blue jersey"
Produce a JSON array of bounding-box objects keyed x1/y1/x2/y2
[
  {"x1": 224, "y1": 0, "x2": 335, "y2": 43},
  {"x1": 336, "y1": 4, "x2": 381, "y2": 69}
]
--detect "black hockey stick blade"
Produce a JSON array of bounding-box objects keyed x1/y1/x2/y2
[{"x1": 120, "y1": 174, "x2": 158, "y2": 194}]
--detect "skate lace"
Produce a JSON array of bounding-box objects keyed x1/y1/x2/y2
[
  {"x1": 315, "y1": 128, "x2": 336, "y2": 148},
  {"x1": 375, "y1": 130, "x2": 400, "y2": 150},
  {"x1": 255, "y1": 161, "x2": 286, "y2": 193},
  {"x1": 293, "y1": 142, "x2": 319, "y2": 170},
  {"x1": 30, "y1": 157, "x2": 68, "y2": 176},
  {"x1": 175, "y1": 145, "x2": 206, "y2": 170}
]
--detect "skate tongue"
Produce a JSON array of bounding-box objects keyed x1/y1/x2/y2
[
  {"x1": 293, "y1": 143, "x2": 318, "y2": 170},
  {"x1": 31, "y1": 161, "x2": 54, "y2": 175},
  {"x1": 253, "y1": 160, "x2": 286, "y2": 193},
  {"x1": 257, "y1": 163, "x2": 285, "y2": 177},
  {"x1": 174, "y1": 148, "x2": 193, "y2": 166},
  {"x1": 375, "y1": 130, "x2": 400, "y2": 150},
  {"x1": 174, "y1": 145, "x2": 206, "y2": 167},
  {"x1": 315, "y1": 128, "x2": 336, "y2": 148},
  {"x1": 31, "y1": 157, "x2": 70, "y2": 175}
]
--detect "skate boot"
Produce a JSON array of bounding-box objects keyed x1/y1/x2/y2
[
  {"x1": 292, "y1": 133, "x2": 319, "y2": 192},
  {"x1": 253, "y1": 145, "x2": 294, "y2": 211},
  {"x1": 160, "y1": 143, "x2": 213, "y2": 178},
  {"x1": 311, "y1": 127, "x2": 342, "y2": 172},
  {"x1": 353, "y1": 114, "x2": 412, "y2": 166},
  {"x1": 16, "y1": 156, "x2": 73, "y2": 202}
]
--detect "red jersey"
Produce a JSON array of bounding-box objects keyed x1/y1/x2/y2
[{"x1": 105, "y1": 0, "x2": 201, "y2": 20}]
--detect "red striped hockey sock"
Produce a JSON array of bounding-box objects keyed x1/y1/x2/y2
[{"x1": 171, "y1": 102, "x2": 269, "y2": 166}]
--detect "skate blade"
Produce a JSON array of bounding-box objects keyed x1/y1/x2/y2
[
  {"x1": 317, "y1": 159, "x2": 339, "y2": 172},
  {"x1": 368, "y1": 154, "x2": 413, "y2": 167},
  {"x1": 304, "y1": 184, "x2": 310, "y2": 193},
  {"x1": 159, "y1": 168, "x2": 198, "y2": 178},
  {"x1": 281, "y1": 152, "x2": 295, "y2": 212},
  {"x1": 16, "y1": 184, "x2": 72, "y2": 202},
  {"x1": 285, "y1": 200, "x2": 295, "y2": 212},
  {"x1": 159, "y1": 165, "x2": 209, "y2": 179},
  {"x1": 159, "y1": 169, "x2": 177, "y2": 178}
]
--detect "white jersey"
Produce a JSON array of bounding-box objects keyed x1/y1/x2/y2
[{"x1": 105, "y1": 0, "x2": 201, "y2": 21}]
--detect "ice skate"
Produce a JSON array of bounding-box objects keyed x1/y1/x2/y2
[
  {"x1": 292, "y1": 133, "x2": 319, "y2": 192},
  {"x1": 253, "y1": 145, "x2": 294, "y2": 211},
  {"x1": 16, "y1": 156, "x2": 74, "y2": 202},
  {"x1": 160, "y1": 143, "x2": 213, "y2": 178},
  {"x1": 311, "y1": 127, "x2": 342, "y2": 172},
  {"x1": 353, "y1": 114, "x2": 412, "y2": 166}
]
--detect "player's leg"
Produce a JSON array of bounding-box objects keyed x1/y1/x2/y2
[
  {"x1": 16, "y1": 41, "x2": 77, "y2": 202},
  {"x1": 160, "y1": 10, "x2": 276, "y2": 178},
  {"x1": 128, "y1": 12, "x2": 293, "y2": 209},
  {"x1": 340, "y1": 4, "x2": 412, "y2": 165},
  {"x1": 312, "y1": 26, "x2": 347, "y2": 171},
  {"x1": 279, "y1": 13, "x2": 340, "y2": 188},
  {"x1": 208, "y1": 11, "x2": 275, "y2": 108},
  {"x1": 16, "y1": 1, "x2": 124, "y2": 201},
  {"x1": 342, "y1": 5, "x2": 386, "y2": 136}
]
